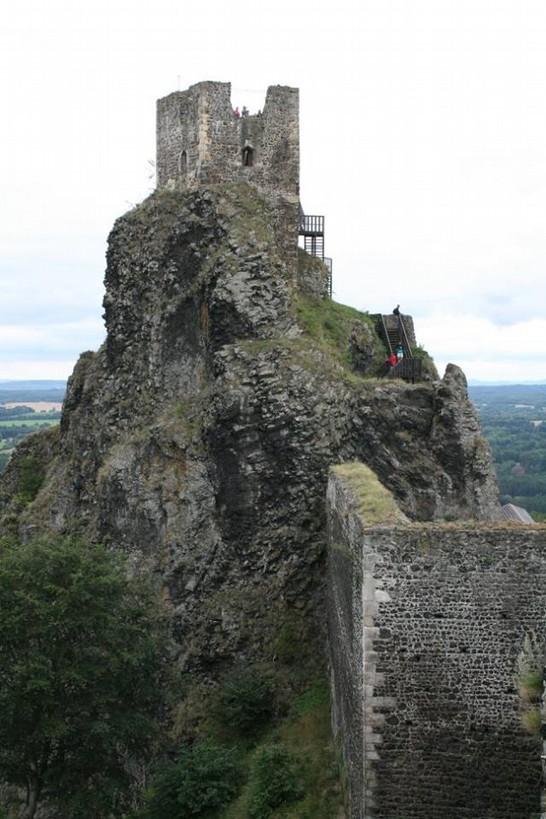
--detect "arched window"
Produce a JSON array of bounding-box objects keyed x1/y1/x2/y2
[
  {"x1": 242, "y1": 146, "x2": 254, "y2": 167},
  {"x1": 179, "y1": 150, "x2": 187, "y2": 175}
]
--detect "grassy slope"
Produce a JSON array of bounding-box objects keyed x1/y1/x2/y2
[
  {"x1": 295, "y1": 293, "x2": 385, "y2": 373},
  {"x1": 221, "y1": 684, "x2": 344, "y2": 819}
]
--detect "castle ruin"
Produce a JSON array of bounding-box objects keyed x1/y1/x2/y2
[
  {"x1": 156, "y1": 81, "x2": 299, "y2": 200},
  {"x1": 156, "y1": 82, "x2": 301, "y2": 270}
]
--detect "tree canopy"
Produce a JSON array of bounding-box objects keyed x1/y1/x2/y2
[{"x1": 0, "y1": 536, "x2": 167, "y2": 818}]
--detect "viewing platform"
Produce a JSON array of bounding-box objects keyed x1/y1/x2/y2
[{"x1": 299, "y1": 212, "x2": 333, "y2": 297}]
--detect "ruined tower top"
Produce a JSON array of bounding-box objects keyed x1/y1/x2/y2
[{"x1": 156, "y1": 81, "x2": 299, "y2": 202}]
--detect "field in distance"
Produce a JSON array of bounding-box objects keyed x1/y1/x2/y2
[
  {"x1": 3, "y1": 401, "x2": 63, "y2": 412},
  {"x1": 0, "y1": 381, "x2": 66, "y2": 474}
]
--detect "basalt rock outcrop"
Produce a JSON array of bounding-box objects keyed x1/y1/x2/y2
[{"x1": 0, "y1": 182, "x2": 501, "y2": 678}]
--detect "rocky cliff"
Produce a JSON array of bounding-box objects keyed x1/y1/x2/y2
[{"x1": 0, "y1": 182, "x2": 500, "y2": 682}]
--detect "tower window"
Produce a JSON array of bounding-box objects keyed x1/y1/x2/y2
[
  {"x1": 242, "y1": 146, "x2": 254, "y2": 167},
  {"x1": 179, "y1": 150, "x2": 187, "y2": 174}
]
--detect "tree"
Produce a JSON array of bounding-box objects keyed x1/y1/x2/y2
[{"x1": 0, "y1": 536, "x2": 167, "y2": 818}]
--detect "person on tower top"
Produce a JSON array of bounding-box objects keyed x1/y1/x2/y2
[
  {"x1": 234, "y1": 106, "x2": 241, "y2": 119},
  {"x1": 393, "y1": 304, "x2": 400, "y2": 316}
]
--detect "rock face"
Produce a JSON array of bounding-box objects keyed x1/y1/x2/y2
[{"x1": 0, "y1": 182, "x2": 501, "y2": 677}]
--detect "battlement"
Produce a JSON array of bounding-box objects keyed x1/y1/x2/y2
[{"x1": 156, "y1": 81, "x2": 299, "y2": 201}]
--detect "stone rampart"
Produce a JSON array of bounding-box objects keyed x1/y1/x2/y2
[{"x1": 327, "y1": 462, "x2": 546, "y2": 819}]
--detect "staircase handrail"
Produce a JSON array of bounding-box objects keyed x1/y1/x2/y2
[
  {"x1": 380, "y1": 315, "x2": 393, "y2": 354},
  {"x1": 397, "y1": 315, "x2": 413, "y2": 359}
]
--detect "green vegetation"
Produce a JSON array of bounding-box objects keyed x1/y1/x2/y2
[
  {"x1": 295, "y1": 294, "x2": 385, "y2": 373},
  {"x1": 521, "y1": 707, "x2": 542, "y2": 735},
  {"x1": 333, "y1": 461, "x2": 407, "y2": 525},
  {"x1": 0, "y1": 570, "x2": 343, "y2": 818},
  {"x1": 0, "y1": 536, "x2": 167, "y2": 819},
  {"x1": 246, "y1": 744, "x2": 303, "y2": 818},
  {"x1": 138, "y1": 669, "x2": 342, "y2": 819},
  {"x1": 222, "y1": 680, "x2": 343, "y2": 819},
  {"x1": 143, "y1": 681, "x2": 341, "y2": 819},
  {"x1": 16, "y1": 454, "x2": 46, "y2": 504},
  {"x1": 470, "y1": 384, "x2": 546, "y2": 519},
  {"x1": 515, "y1": 632, "x2": 544, "y2": 736},
  {"x1": 518, "y1": 670, "x2": 544, "y2": 704},
  {"x1": 0, "y1": 388, "x2": 63, "y2": 476},
  {"x1": 212, "y1": 669, "x2": 274, "y2": 737},
  {"x1": 0, "y1": 417, "x2": 58, "y2": 427},
  {"x1": 142, "y1": 742, "x2": 243, "y2": 818}
]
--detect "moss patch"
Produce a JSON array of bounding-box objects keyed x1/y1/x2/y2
[{"x1": 333, "y1": 462, "x2": 407, "y2": 526}]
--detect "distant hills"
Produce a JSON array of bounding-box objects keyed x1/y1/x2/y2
[
  {"x1": 469, "y1": 380, "x2": 546, "y2": 387},
  {"x1": 0, "y1": 381, "x2": 67, "y2": 391},
  {"x1": 0, "y1": 381, "x2": 66, "y2": 404},
  {"x1": 469, "y1": 383, "x2": 546, "y2": 405}
]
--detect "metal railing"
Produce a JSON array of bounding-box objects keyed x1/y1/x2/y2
[
  {"x1": 386, "y1": 358, "x2": 422, "y2": 383},
  {"x1": 299, "y1": 215, "x2": 324, "y2": 235},
  {"x1": 380, "y1": 315, "x2": 392, "y2": 353},
  {"x1": 324, "y1": 257, "x2": 333, "y2": 298},
  {"x1": 397, "y1": 316, "x2": 413, "y2": 360}
]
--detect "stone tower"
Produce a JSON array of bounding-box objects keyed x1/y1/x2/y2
[{"x1": 156, "y1": 81, "x2": 300, "y2": 267}]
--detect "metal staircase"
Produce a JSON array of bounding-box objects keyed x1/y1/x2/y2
[{"x1": 378, "y1": 314, "x2": 422, "y2": 383}]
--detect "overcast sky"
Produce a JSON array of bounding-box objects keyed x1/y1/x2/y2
[{"x1": 1, "y1": 0, "x2": 545, "y2": 382}]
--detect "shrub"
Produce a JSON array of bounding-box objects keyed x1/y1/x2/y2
[
  {"x1": 247, "y1": 744, "x2": 303, "y2": 818},
  {"x1": 16, "y1": 454, "x2": 45, "y2": 503},
  {"x1": 518, "y1": 670, "x2": 544, "y2": 703},
  {"x1": 144, "y1": 741, "x2": 242, "y2": 818},
  {"x1": 291, "y1": 682, "x2": 330, "y2": 717},
  {"x1": 521, "y1": 707, "x2": 543, "y2": 735},
  {"x1": 215, "y1": 669, "x2": 273, "y2": 736}
]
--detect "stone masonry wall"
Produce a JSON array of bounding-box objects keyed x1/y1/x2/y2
[
  {"x1": 327, "y1": 463, "x2": 546, "y2": 819},
  {"x1": 156, "y1": 81, "x2": 299, "y2": 200},
  {"x1": 156, "y1": 80, "x2": 299, "y2": 272}
]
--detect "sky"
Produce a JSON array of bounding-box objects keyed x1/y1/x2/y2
[{"x1": 1, "y1": 0, "x2": 545, "y2": 383}]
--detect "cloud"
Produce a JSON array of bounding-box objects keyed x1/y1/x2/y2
[
  {"x1": 0, "y1": 320, "x2": 104, "y2": 354},
  {"x1": 0, "y1": 360, "x2": 79, "y2": 380},
  {"x1": 418, "y1": 314, "x2": 546, "y2": 381},
  {"x1": 2, "y1": 0, "x2": 546, "y2": 384}
]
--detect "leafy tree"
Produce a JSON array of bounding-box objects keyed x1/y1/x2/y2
[{"x1": 0, "y1": 536, "x2": 167, "y2": 818}]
